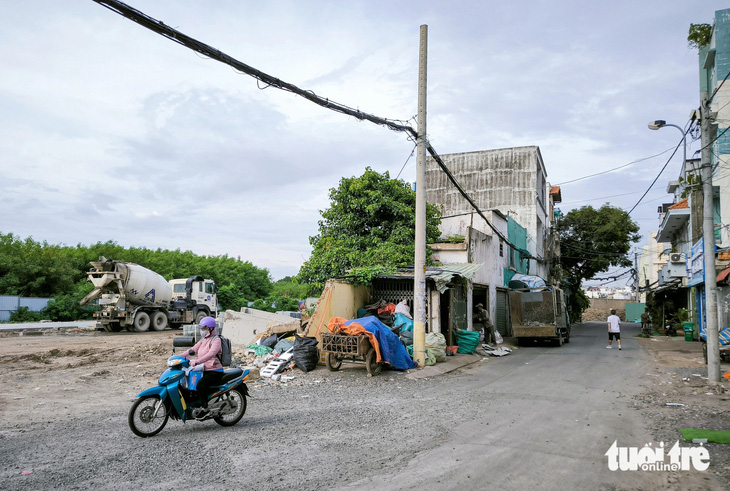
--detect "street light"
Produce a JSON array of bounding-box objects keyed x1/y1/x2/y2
[{"x1": 648, "y1": 120, "x2": 687, "y2": 169}]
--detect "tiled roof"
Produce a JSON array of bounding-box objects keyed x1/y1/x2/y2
[{"x1": 668, "y1": 198, "x2": 688, "y2": 210}]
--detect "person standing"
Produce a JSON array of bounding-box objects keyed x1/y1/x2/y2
[
  {"x1": 475, "y1": 303, "x2": 496, "y2": 344},
  {"x1": 607, "y1": 309, "x2": 621, "y2": 350}
]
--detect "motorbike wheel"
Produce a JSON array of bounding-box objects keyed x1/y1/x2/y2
[
  {"x1": 213, "y1": 388, "x2": 247, "y2": 427},
  {"x1": 128, "y1": 396, "x2": 169, "y2": 437}
]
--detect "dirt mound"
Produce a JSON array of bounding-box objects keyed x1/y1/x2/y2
[{"x1": 582, "y1": 306, "x2": 625, "y2": 322}]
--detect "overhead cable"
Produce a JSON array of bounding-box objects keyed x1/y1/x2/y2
[{"x1": 92, "y1": 0, "x2": 538, "y2": 260}]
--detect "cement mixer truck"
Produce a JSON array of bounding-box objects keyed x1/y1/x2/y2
[{"x1": 80, "y1": 257, "x2": 217, "y2": 332}]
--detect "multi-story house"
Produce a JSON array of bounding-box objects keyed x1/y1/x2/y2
[{"x1": 424, "y1": 145, "x2": 561, "y2": 334}]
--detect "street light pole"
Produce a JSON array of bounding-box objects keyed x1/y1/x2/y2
[
  {"x1": 648, "y1": 120, "x2": 687, "y2": 170},
  {"x1": 700, "y1": 93, "x2": 721, "y2": 383}
]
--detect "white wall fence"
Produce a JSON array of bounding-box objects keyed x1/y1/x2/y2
[{"x1": 0, "y1": 295, "x2": 52, "y2": 322}]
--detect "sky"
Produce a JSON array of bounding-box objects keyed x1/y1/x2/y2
[{"x1": 0, "y1": 1, "x2": 726, "y2": 282}]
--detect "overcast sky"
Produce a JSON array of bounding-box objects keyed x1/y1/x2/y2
[{"x1": 0, "y1": 1, "x2": 725, "y2": 282}]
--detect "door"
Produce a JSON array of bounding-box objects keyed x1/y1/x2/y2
[{"x1": 496, "y1": 288, "x2": 511, "y2": 336}]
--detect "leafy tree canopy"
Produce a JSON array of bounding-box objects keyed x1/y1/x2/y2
[
  {"x1": 297, "y1": 167, "x2": 442, "y2": 294},
  {"x1": 688, "y1": 23, "x2": 712, "y2": 50},
  {"x1": 556, "y1": 205, "x2": 640, "y2": 320},
  {"x1": 0, "y1": 232, "x2": 272, "y2": 313}
]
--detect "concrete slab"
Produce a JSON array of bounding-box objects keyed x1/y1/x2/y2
[{"x1": 405, "y1": 353, "x2": 483, "y2": 380}]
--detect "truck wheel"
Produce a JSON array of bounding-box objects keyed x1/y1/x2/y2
[
  {"x1": 106, "y1": 322, "x2": 123, "y2": 333},
  {"x1": 134, "y1": 312, "x2": 151, "y2": 332},
  {"x1": 564, "y1": 330, "x2": 570, "y2": 343},
  {"x1": 556, "y1": 335, "x2": 563, "y2": 347},
  {"x1": 703, "y1": 342, "x2": 708, "y2": 363},
  {"x1": 195, "y1": 312, "x2": 207, "y2": 325},
  {"x1": 151, "y1": 312, "x2": 168, "y2": 331}
]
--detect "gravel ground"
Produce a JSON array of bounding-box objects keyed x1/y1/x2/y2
[
  {"x1": 633, "y1": 335, "x2": 730, "y2": 487},
  {"x1": 1, "y1": 327, "x2": 728, "y2": 490},
  {"x1": 0, "y1": 330, "x2": 477, "y2": 490}
]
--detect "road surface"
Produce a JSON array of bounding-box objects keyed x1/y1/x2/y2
[{"x1": 0, "y1": 321, "x2": 722, "y2": 490}]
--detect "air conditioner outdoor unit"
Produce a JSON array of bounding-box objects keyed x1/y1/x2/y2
[{"x1": 670, "y1": 253, "x2": 684, "y2": 263}]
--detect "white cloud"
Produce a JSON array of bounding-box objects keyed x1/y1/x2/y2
[{"x1": 0, "y1": 0, "x2": 726, "y2": 280}]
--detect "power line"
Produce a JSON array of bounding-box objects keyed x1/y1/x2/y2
[
  {"x1": 92, "y1": 0, "x2": 538, "y2": 260},
  {"x1": 554, "y1": 147, "x2": 676, "y2": 186},
  {"x1": 626, "y1": 135, "x2": 685, "y2": 215}
]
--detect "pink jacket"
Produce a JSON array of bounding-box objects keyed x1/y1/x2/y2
[{"x1": 186, "y1": 333, "x2": 223, "y2": 371}]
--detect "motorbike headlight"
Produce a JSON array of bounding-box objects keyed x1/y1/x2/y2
[{"x1": 167, "y1": 357, "x2": 184, "y2": 367}]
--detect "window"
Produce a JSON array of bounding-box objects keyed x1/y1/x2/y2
[
  {"x1": 205, "y1": 283, "x2": 215, "y2": 294},
  {"x1": 499, "y1": 242, "x2": 503, "y2": 257}
]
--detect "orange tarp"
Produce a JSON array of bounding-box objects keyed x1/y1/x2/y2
[{"x1": 327, "y1": 317, "x2": 382, "y2": 363}]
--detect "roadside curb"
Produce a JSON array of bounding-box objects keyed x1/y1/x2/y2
[{"x1": 405, "y1": 353, "x2": 483, "y2": 380}]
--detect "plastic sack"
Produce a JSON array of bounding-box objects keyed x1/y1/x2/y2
[
  {"x1": 425, "y1": 332, "x2": 447, "y2": 362},
  {"x1": 400, "y1": 330, "x2": 414, "y2": 346},
  {"x1": 246, "y1": 344, "x2": 273, "y2": 357},
  {"x1": 494, "y1": 330, "x2": 504, "y2": 344},
  {"x1": 394, "y1": 300, "x2": 412, "y2": 319},
  {"x1": 456, "y1": 329, "x2": 480, "y2": 354},
  {"x1": 406, "y1": 346, "x2": 436, "y2": 366},
  {"x1": 394, "y1": 313, "x2": 413, "y2": 332},
  {"x1": 273, "y1": 338, "x2": 294, "y2": 354},
  {"x1": 260, "y1": 334, "x2": 278, "y2": 348},
  {"x1": 292, "y1": 335, "x2": 319, "y2": 373}
]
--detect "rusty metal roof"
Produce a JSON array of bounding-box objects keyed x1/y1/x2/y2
[{"x1": 377, "y1": 263, "x2": 484, "y2": 293}]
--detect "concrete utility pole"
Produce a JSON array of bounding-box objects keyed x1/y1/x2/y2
[
  {"x1": 701, "y1": 91, "x2": 721, "y2": 383},
  {"x1": 634, "y1": 251, "x2": 639, "y2": 302},
  {"x1": 413, "y1": 25, "x2": 428, "y2": 367}
]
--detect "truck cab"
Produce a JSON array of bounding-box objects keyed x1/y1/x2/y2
[{"x1": 169, "y1": 277, "x2": 218, "y2": 314}]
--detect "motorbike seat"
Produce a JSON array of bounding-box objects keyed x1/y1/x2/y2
[{"x1": 220, "y1": 367, "x2": 243, "y2": 384}]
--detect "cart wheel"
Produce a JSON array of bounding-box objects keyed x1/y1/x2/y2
[
  {"x1": 325, "y1": 352, "x2": 342, "y2": 371},
  {"x1": 365, "y1": 348, "x2": 382, "y2": 376}
]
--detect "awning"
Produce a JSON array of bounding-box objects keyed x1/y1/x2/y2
[
  {"x1": 717, "y1": 267, "x2": 730, "y2": 284},
  {"x1": 508, "y1": 274, "x2": 547, "y2": 290}
]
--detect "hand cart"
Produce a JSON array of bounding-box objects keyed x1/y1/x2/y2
[{"x1": 321, "y1": 333, "x2": 382, "y2": 376}]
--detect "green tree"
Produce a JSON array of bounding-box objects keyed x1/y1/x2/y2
[
  {"x1": 688, "y1": 23, "x2": 712, "y2": 50},
  {"x1": 556, "y1": 205, "x2": 640, "y2": 322},
  {"x1": 297, "y1": 167, "x2": 442, "y2": 294}
]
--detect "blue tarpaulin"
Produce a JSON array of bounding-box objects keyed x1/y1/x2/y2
[{"x1": 344, "y1": 316, "x2": 418, "y2": 370}]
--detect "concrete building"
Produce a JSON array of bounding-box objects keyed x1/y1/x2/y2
[
  {"x1": 425, "y1": 146, "x2": 561, "y2": 334},
  {"x1": 637, "y1": 231, "x2": 671, "y2": 301},
  {"x1": 647, "y1": 8, "x2": 730, "y2": 335},
  {"x1": 425, "y1": 146, "x2": 556, "y2": 282}
]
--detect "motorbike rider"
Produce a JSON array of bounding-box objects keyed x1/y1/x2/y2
[{"x1": 183, "y1": 316, "x2": 223, "y2": 419}]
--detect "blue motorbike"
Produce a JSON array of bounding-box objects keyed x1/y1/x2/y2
[{"x1": 128, "y1": 355, "x2": 249, "y2": 437}]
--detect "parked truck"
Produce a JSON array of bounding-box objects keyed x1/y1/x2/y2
[
  {"x1": 80, "y1": 257, "x2": 217, "y2": 332},
  {"x1": 509, "y1": 287, "x2": 570, "y2": 346}
]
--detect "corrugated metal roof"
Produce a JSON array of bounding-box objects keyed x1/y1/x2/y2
[{"x1": 376, "y1": 263, "x2": 484, "y2": 293}]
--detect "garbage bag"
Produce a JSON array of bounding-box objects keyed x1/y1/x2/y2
[
  {"x1": 394, "y1": 313, "x2": 413, "y2": 332},
  {"x1": 406, "y1": 346, "x2": 436, "y2": 366},
  {"x1": 400, "y1": 330, "x2": 414, "y2": 346},
  {"x1": 273, "y1": 338, "x2": 294, "y2": 354},
  {"x1": 456, "y1": 329, "x2": 480, "y2": 354},
  {"x1": 246, "y1": 344, "x2": 273, "y2": 357},
  {"x1": 261, "y1": 334, "x2": 278, "y2": 348},
  {"x1": 425, "y1": 332, "x2": 447, "y2": 362},
  {"x1": 292, "y1": 335, "x2": 319, "y2": 373}
]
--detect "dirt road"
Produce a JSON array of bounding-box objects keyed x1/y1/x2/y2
[{"x1": 0, "y1": 323, "x2": 727, "y2": 490}]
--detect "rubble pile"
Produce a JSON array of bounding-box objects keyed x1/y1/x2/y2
[{"x1": 581, "y1": 306, "x2": 625, "y2": 322}]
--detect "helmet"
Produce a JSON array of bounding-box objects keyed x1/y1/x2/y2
[{"x1": 199, "y1": 316, "x2": 216, "y2": 329}]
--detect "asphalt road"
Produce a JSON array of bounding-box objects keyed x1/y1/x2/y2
[
  {"x1": 2, "y1": 321, "x2": 721, "y2": 490},
  {"x1": 345, "y1": 321, "x2": 677, "y2": 490}
]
